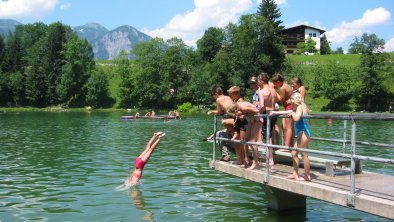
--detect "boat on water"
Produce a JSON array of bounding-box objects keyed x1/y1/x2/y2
[{"x1": 121, "y1": 115, "x2": 180, "y2": 120}]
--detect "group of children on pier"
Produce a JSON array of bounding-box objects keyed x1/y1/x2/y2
[{"x1": 208, "y1": 73, "x2": 312, "y2": 182}]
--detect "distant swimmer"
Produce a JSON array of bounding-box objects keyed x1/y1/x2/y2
[{"x1": 174, "y1": 110, "x2": 180, "y2": 119}]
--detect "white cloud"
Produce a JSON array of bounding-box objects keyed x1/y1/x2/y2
[
  {"x1": 60, "y1": 2, "x2": 72, "y2": 11},
  {"x1": 326, "y1": 7, "x2": 391, "y2": 44},
  {"x1": 0, "y1": 0, "x2": 57, "y2": 19},
  {"x1": 384, "y1": 37, "x2": 394, "y2": 52},
  {"x1": 274, "y1": 0, "x2": 287, "y2": 5},
  {"x1": 144, "y1": 0, "x2": 253, "y2": 47}
]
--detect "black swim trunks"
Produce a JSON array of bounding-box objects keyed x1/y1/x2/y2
[
  {"x1": 234, "y1": 115, "x2": 248, "y2": 132},
  {"x1": 261, "y1": 111, "x2": 277, "y2": 139}
]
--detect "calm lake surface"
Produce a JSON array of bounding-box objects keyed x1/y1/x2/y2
[{"x1": 1, "y1": 111, "x2": 393, "y2": 222}]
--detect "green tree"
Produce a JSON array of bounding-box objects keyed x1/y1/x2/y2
[
  {"x1": 333, "y1": 47, "x2": 344, "y2": 54},
  {"x1": 196, "y1": 27, "x2": 225, "y2": 62},
  {"x1": 257, "y1": 0, "x2": 286, "y2": 75},
  {"x1": 116, "y1": 50, "x2": 134, "y2": 108},
  {"x1": 354, "y1": 33, "x2": 389, "y2": 111},
  {"x1": 19, "y1": 22, "x2": 48, "y2": 65},
  {"x1": 57, "y1": 37, "x2": 95, "y2": 106},
  {"x1": 44, "y1": 22, "x2": 71, "y2": 104},
  {"x1": 348, "y1": 36, "x2": 365, "y2": 54},
  {"x1": 25, "y1": 39, "x2": 49, "y2": 106},
  {"x1": 312, "y1": 62, "x2": 357, "y2": 111},
  {"x1": 320, "y1": 35, "x2": 331, "y2": 55},
  {"x1": 86, "y1": 69, "x2": 112, "y2": 108},
  {"x1": 296, "y1": 37, "x2": 317, "y2": 55},
  {"x1": 9, "y1": 72, "x2": 27, "y2": 106},
  {"x1": 130, "y1": 38, "x2": 167, "y2": 108},
  {"x1": 2, "y1": 30, "x2": 25, "y2": 73},
  {"x1": 161, "y1": 37, "x2": 193, "y2": 107},
  {"x1": 0, "y1": 71, "x2": 12, "y2": 106},
  {"x1": 0, "y1": 34, "x2": 4, "y2": 71},
  {"x1": 231, "y1": 14, "x2": 261, "y2": 86},
  {"x1": 187, "y1": 64, "x2": 213, "y2": 105}
]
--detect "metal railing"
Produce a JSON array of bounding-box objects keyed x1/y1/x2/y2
[{"x1": 212, "y1": 113, "x2": 394, "y2": 206}]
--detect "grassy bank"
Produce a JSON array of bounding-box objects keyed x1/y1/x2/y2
[{"x1": 288, "y1": 54, "x2": 361, "y2": 66}]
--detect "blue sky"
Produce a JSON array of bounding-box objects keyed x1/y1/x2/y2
[{"x1": 1, "y1": 0, "x2": 393, "y2": 52}]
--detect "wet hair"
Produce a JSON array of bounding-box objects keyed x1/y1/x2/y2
[
  {"x1": 248, "y1": 76, "x2": 258, "y2": 85},
  {"x1": 257, "y1": 72, "x2": 269, "y2": 84},
  {"x1": 271, "y1": 73, "x2": 284, "y2": 83},
  {"x1": 292, "y1": 77, "x2": 303, "y2": 86},
  {"x1": 211, "y1": 85, "x2": 223, "y2": 96},
  {"x1": 227, "y1": 86, "x2": 240, "y2": 94}
]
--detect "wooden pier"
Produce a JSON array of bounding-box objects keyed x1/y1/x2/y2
[
  {"x1": 209, "y1": 113, "x2": 394, "y2": 219},
  {"x1": 209, "y1": 160, "x2": 394, "y2": 219}
]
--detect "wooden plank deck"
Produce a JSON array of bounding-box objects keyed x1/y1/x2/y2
[
  {"x1": 209, "y1": 160, "x2": 394, "y2": 219},
  {"x1": 258, "y1": 148, "x2": 361, "y2": 176}
]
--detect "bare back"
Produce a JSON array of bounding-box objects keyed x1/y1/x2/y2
[
  {"x1": 217, "y1": 95, "x2": 234, "y2": 114},
  {"x1": 258, "y1": 84, "x2": 276, "y2": 112},
  {"x1": 278, "y1": 82, "x2": 292, "y2": 106}
]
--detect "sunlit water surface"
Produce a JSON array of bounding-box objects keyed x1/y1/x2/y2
[{"x1": 0, "y1": 111, "x2": 393, "y2": 221}]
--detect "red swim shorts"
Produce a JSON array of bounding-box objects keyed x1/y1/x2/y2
[
  {"x1": 135, "y1": 157, "x2": 146, "y2": 170},
  {"x1": 285, "y1": 103, "x2": 292, "y2": 111}
]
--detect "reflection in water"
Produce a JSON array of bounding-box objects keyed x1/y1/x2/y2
[{"x1": 129, "y1": 188, "x2": 154, "y2": 221}]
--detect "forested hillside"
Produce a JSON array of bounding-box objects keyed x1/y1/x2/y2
[{"x1": 0, "y1": 22, "x2": 112, "y2": 108}]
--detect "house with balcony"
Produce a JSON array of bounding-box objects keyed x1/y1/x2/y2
[{"x1": 282, "y1": 25, "x2": 326, "y2": 54}]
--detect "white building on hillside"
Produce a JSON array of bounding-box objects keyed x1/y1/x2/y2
[{"x1": 282, "y1": 25, "x2": 326, "y2": 55}]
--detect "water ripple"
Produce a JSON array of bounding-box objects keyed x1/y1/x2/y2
[{"x1": 0, "y1": 112, "x2": 392, "y2": 221}]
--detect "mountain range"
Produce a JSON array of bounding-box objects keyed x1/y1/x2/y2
[
  {"x1": 0, "y1": 19, "x2": 151, "y2": 60},
  {"x1": 0, "y1": 19, "x2": 22, "y2": 36}
]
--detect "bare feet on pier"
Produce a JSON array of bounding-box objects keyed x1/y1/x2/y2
[{"x1": 249, "y1": 162, "x2": 258, "y2": 170}]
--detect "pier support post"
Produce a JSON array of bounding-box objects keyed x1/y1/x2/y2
[{"x1": 262, "y1": 185, "x2": 306, "y2": 211}]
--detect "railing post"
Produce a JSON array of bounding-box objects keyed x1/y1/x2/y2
[
  {"x1": 264, "y1": 115, "x2": 271, "y2": 183},
  {"x1": 347, "y1": 118, "x2": 356, "y2": 206},
  {"x1": 343, "y1": 120, "x2": 347, "y2": 153},
  {"x1": 213, "y1": 115, "x2": 217, "y2": 161}
]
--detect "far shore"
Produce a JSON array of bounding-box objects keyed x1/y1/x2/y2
[{"x1": 1, "y1": 107, "x2": 392, "y2": 115}]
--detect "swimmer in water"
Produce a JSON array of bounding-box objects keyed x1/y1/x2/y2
[
  {"x1": 116, "y1": 132, "x2": 165, "y2": 190},
  {"x1": 129, "y1": 132, "x2": 165, "y2": 186}
]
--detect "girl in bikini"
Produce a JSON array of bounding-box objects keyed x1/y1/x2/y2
[{"x1": 129, "y1": 132, "x2": 165, "y2": 186}]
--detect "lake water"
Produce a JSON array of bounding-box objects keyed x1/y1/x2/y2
[{"x1": 1, "y1": 111, "x2": 393, "y2": 222}]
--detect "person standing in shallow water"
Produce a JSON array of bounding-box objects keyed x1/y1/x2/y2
[{"x1": 128, "y1": 132, "x2": 166, "y2": 186}]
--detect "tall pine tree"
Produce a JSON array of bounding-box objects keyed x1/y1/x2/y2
[
  {"x1": 257, "y1": 0, "x2": 286, "y2": 76},
  {"x1": 44, "y1": 22, "x2": 70, "y2": 105}
]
